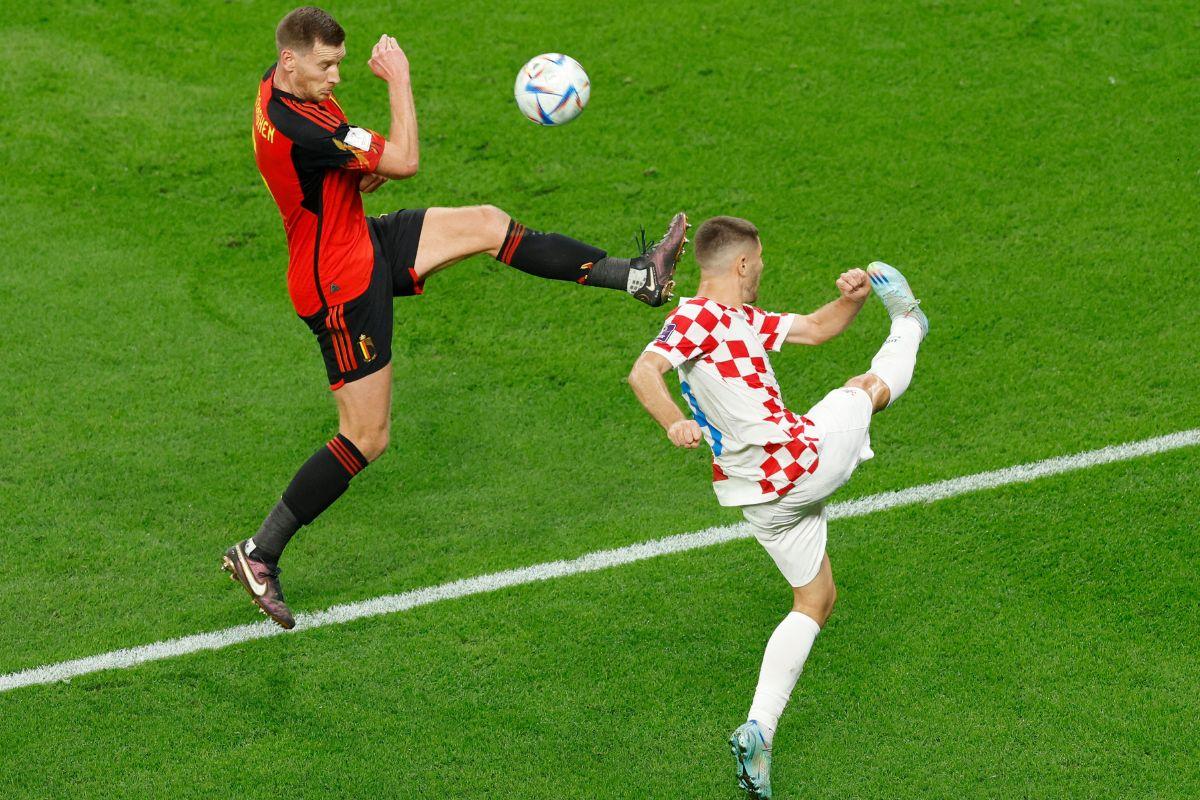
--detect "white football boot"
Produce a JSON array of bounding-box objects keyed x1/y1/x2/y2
[
  {"x1": 729, "y1": 720, "x2": 773, "y2": 799},
  {"x1": 867, "y1": 261, "x2": 928, "y2": 337}
]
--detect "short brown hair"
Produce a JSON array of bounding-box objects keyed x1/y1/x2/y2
[
  {"x1": 276, "y1": 7, "x2": 345, "y2": 53},
  {"x1": 693, "y1": 216, "x2": 760, "y2": 270}
]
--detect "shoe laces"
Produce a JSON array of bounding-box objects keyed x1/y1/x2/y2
[
  {"x1": 262, "y1": 564, "x2": 286, "y2": 602},
  {"x1": 249, "y1": 554, "x2": 281, "y2": 580},
  {"x1": 633, "y1": 226, "x2": 651, "y2": 257}
]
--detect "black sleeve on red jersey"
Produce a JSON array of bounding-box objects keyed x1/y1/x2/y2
[{"x1": 267, "y1": 95, "x2": 380, "y2": 172}]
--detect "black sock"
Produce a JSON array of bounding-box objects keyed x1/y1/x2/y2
[
  {"x1": 248, "y1": 500, "x2": 299, "y2": 565},
  {"x1": 250, "y1": 434, "x2": 369, "y2": 563},
  {"x1": 587, "y1": 256, "x2": 636, "y2": 291},
  {"x1": 496, "y1": 220, "x2": 632, "y2": 291}
]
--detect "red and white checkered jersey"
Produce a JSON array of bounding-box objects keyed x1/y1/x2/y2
[{"x1": 645, "y1": 297, "x2": 821, "y2": 506}]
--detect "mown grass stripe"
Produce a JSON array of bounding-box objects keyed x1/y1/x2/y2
[{"x1": 2, "y1": 428, "x2": 1196, "y2": 694}]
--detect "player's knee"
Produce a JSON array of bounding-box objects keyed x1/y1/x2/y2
[
  {"x1": 348, "y1": 428, "x2": 389, "y2": 462},
  {"x1": 475, "y1": 204, "x2": 511, "y2": 242},
  {"x1": 793, "y1": 581, "x2": 837, "y2": 624},
  {"x1": 364, "y1": 430, "x2": 390, "y2": 461},
  {"x1": 477, "y1": 204, "x2": 509, "y2": 225},
  {"x1": 844, "y1": 374, "x2": 874, "y2": 392},
  {"x1": 845, "y1": 373, "x2": 889, "y2": 411}
]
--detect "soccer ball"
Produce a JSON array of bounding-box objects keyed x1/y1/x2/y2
[{"x1": 514, "y1": 53, "x2": 591, "y2": 126}]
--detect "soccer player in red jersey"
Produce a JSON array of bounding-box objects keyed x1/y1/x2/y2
[{"x1": 223, "y1": 7, "x2": 688, "y2": 628}]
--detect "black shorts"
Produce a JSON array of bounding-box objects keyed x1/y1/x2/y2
[{"x1": 302, "y1": 208, "x2": 427, "y2": 390}]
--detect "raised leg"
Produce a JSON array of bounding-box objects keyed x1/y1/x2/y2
[{"x1": 410, "y1": 204, "x2": 687, "y2": 306}]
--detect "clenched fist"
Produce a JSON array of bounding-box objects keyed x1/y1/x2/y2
[
  {"x1": 836, "y1": 268, "x2": 871, "y2": 302},
  {"x1": 369, "y1": 34, "x2": 410, "y2": 82},
  {"x1": 668, "y1": 419, "x2": 703, "y2": 448}
]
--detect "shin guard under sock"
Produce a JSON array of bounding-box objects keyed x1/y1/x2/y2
[
  {"x1": 250, "y1": 434, "x2": 369, "y2": 563},
  {"x1": 867, "y1": 317, "x2": 923, "y2": 406},
  {"x1": 496, "y1": 220, "x2": 631, "y2": 290}
]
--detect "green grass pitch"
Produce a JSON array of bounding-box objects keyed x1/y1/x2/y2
[{"x1": 1, "y1": 1, "x2": 1196, "y2": 797}]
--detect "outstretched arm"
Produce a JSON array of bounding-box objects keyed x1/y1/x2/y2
[
  {"x1": 367, "y1": 35, "x2": 419, "y2": 180},
  {"x1": 628, "y1": 352, "x2": 703, "y2": 448},
  {"x1": 785, "y1": 267, "x2": 871, "y2": 345}
]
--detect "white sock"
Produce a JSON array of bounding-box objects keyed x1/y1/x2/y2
[
  {"x1": 746, "y1": 611, "x2": 822, "y2": 748},
  {"x1": 868, "y1": 317, "x2": 922, "y2": 406}
]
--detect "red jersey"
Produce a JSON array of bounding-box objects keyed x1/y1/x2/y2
[{"x1": 253, "y1": 65, "x2": 386, "y2": 317}]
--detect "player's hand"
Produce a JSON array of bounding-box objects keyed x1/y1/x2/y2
[
  {"x1": 667, "y1": 419, "x2": 703, "y2": 449},
  {"x1": 368, "y1": 35, "x2": 410, "y2": 82},
  {"x1": 359, "y1": 173, "x2": 388, "y2": 194},
  {"x1": 836, "y1": 268, "x2": 870, "y2": 302}
]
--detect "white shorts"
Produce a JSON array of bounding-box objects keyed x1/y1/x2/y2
[{"x1": 741, "y1": 387, "x2": 874, "y2": 587}]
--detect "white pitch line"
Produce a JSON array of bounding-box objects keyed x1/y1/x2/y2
[{"x1": 2, "y1": 428, "x2": 1197, "y2": 694}]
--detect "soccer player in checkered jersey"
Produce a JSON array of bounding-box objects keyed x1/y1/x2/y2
[
  {"x1": 628, "y1": 216, "x2": 927, "y2": 799},
  {"x1": 223, "y1": 6, "x2": 688, "y2": 629}
]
